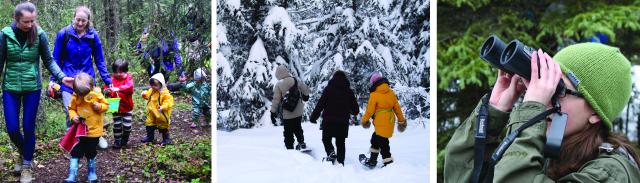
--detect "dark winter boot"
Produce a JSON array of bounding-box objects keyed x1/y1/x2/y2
[
  {"x1": 382, "y1": 157, "x2": 394, "y2": 167},
  {"x1": 160, "y1": 129, "x2": 172, "y2": 146},
  {"x1": 295, "y1": 142, "x2": 307, "y2": 151},
  {"x1": 367, "y1": 149, "x2": 379, "y2": 168},
  {"x1": 323, "y1": 150, "x2": 337, "y2": 164},
  {"x1": 328, "y1": 151, "x2": 338, "y2": 164},
  {"x1": 141, "y1": 126, "x2": 156, "y2": 143}
]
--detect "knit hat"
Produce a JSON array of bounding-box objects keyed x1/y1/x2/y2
[
  {"x1": 553, "y1": 43, "x2": 632, "y2": 130},
  {"x1": 194, "y1": 68, "x2": 207, "y2": 81},
  {"x1": 369, "y1": 71, "x2": 382, "y2": 85}
]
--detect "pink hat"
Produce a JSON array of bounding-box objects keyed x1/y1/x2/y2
[{"x1": 369, "y1": 71, "x2": 382, "y2": 85}]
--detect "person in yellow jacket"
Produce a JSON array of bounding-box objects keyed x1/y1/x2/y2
[
  {"x1": 141, "y1": 73, "x2": 174, "y2": 145},
  {"x1": 65, "y1": 72, "x2": 109, "y2": 183},
  {"x1": 360, "y1": 71, "x2": 407, "y2": 168}
]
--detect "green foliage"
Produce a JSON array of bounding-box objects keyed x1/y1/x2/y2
[
  {"x1": 439, "y1": 1, "x2": 640, "y2": 90},
  {"x1": 439, "y1": 0, "x2": 491, "y2": 10},
  {"x1": 140, "y1": 139, "x2": 211, "y2": 181}
]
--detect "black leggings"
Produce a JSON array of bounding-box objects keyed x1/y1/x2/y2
[
  {"x1": 322, "y1": 132, "x2": 345, "y2": 164},
  {"x1": 71, "y1": 137, "x2": 99, "y2": 160},
  {"x1": 370, "y1": 133, "x2": 391, "y2": 159}
]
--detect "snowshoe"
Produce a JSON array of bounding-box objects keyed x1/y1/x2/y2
[
  {"x1": 322, "y1": 152, "x2": 337, "y2": 164},
  {"x1": 295, "y1": 143, "x2": 311, "y2": 152},
  {"x1": 359, "y1": 154, "x2": 377, "y2": 169}
]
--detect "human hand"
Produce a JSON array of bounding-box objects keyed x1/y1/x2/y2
[
  {"x1": 92, "y1": 102, "x2": 102, "y2": 111},
  {"x1": 363, "y1": 121, "x2": 371, "y2": 129},
  {"x1": 489, "y1": 70, "x2": 527, "y2": 112},
  {"x1": 523, "y1": 50, "x2": 562, "y2": 105},
  {"x1": 62, "y1": 77, "x2": 75, "y2": 88}
]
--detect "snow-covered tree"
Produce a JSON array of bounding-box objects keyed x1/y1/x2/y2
[{"x1": 217, "y1": 0, "x2": 429, "y2": 130}]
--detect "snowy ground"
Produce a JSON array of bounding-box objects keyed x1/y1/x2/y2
[{"x1": 218, "y1": 122, "x2": 429, "y2": 183}]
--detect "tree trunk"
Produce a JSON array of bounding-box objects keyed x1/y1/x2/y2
[
  {"x1": 102, "y1": 0, "x2": 119, "y2": 65},
  {"x1": 352, "y1": 0, "x2": 357, "y2": 13},
  {"x1": 637, "y1": 112, "x2": 640, "y2": 145},
  {"x1": 252, "y1": 0, "x2": 265, "y2": 27},
  {"x1": 626, "y1": 101, "x2": 630, "y2": 134}
]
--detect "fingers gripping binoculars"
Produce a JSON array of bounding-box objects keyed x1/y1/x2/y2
[{"x1": 479, "y1": 35, "x2": 567, "y2": 159}]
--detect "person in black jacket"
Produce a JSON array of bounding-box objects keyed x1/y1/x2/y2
[{"x1": 310, "y1": 71, "x2": 359, "y2": 165}]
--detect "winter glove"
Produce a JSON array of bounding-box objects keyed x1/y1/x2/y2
[
  {"x1": 271, "y1": 112, "x2": 277, "y2": 126},
  {"x1": 310, "y1": 118, "x2": 317, "y2": 124},
  {"x1": 302, "y1": 95, "x2": 310, "y2": 102},
  {"x1": 362, "y1": 121, "x2": 371, "y2": 129},
  {"x1": 397, "y1": 121, "x2": 407, "y2": 133}
]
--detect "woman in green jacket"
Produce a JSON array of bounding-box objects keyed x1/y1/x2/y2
[
  {"x1": 444, "y1": 43, "x2": 640, "y2": 182},
  {"x1": 0, "y1": 2, "x2": 73, "y2": 182}
]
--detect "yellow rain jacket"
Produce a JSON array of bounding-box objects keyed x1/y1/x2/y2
[
  {"x1": 142, "y1": 73, "x2": 174, "y2": 129},
  {"x1": 68, "y1": 88, "x2": 109, "y2": 137}
]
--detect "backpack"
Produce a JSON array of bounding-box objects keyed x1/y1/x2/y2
[
  {"x1": 282, "y1": 77, "x2": 301, "y2": 112},
  {"x1": 61, "y1": 26, "x2": 95, "y2": 65}
]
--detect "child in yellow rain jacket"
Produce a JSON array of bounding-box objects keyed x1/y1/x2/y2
[
  {"x1": 141, "y1": 73, "x2": 174, "y2": 145},
  {"x1": 64, "y1": 73, "x2": 109, "y2": 183},
  {"x1": 360, "y1": 71, "x2": 407, "y2": 168}
]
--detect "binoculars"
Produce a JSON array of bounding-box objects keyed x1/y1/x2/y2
[
  {"x1": 480, "y1": 35, "x2": 565, "y2": 98},
  {"x1": 480, "y1": 35, "x2": 569, "y2": 159}
]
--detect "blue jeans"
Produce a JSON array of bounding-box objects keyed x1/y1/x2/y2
[{"x1": 3, "y1": 90, "x2": 41, "y2": 162}]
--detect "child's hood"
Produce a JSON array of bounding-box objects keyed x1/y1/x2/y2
[
  {"x1": 151, "y1": 73, "x2": 167, "y2": 89},
  {"x1": 77, "y1": 88, "x2": 103, "y2": 103},
  {"x1": 373, "y1": 83, "x2": 391, "y2": 94}
]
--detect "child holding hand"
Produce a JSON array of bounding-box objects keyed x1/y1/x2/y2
[{"x1": 64, "y1": 73, "x2": 109, "y2": 183}]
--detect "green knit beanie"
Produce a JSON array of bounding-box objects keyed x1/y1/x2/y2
[{"x1": 553, "y1": 43, "x2": 632, "y2": 130}]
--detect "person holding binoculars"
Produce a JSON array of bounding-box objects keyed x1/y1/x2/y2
[{"x1": 444, "y1": 37, "x2": 640, "y2": 182}]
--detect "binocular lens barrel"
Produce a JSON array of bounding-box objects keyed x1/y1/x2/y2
[
  {"x1": 501, "y1": 40, "x2": 536, "y2": 80},
  {"x1": 480, "y1": 35, "x2": 508, "y2": 71},
  {"x1": 479, "y1": 35, "x2": 567, "y2": 96}
]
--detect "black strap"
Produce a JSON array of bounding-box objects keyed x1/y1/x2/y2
[
  {"x1": 61, "y1": 27, "x2": 70, "y2": 65},
  {"x1": 471, "y1": 91, "x2": 491, "y2": 183},
  {"x1": 287, "y1": 76, "x2": 299, "y2": 97},
  {"x1": 482, "y1": 107, "x2": 559, "y2": 182},
  {"x1": 292, "y1": 77, "x2": 298, "y2": 90}
]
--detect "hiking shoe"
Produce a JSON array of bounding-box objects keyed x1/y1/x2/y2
[{"x1": 19, "y1": 165, "x2": 33, "y2": 183}]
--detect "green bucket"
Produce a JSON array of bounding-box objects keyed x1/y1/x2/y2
[{"x1": 106, "y1": 98, "x2": 121, "y2": 113}]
